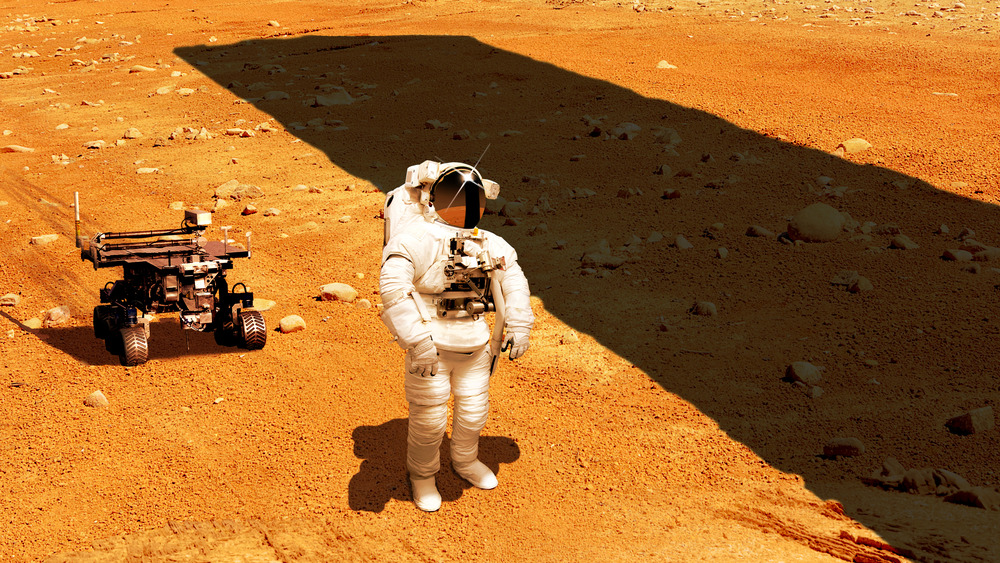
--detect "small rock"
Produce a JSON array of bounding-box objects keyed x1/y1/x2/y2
[
  {"x1": 263, "y1": 90, "x2": 290, "y2": 100},
  {"x1": 23, "y1": 318, "x2": 43, "y2": 330},
  {"x1": 44, "y1": 305, "x2": 72, "y2": 327},
  {"x1": 942, "y1": 249, "x2": 973, "y2": 262},
  {"x1": 957, "y1": 227, "x2": 975, "y2": 240},
  {"x1": 944, "y1": 487, "x2": 1000, "y2": 511},
  {"x1": 936, "y1": 224, "x2": 950, "y2": 235},
  {"x1": 647, "y1": 232, "x2": 664, "y2": 244},
  {"x1": 824, "y1": 437, "x2": 865, "y2": 458},
  {"x1": 168, "y1": 201, "x2": 185, "y2": 211},
  {"x1": 212, "y1": 199, "x2": 229, "y2": 212},
  {"x1": 580, "y1": 253, "x2": 625, "y2": 270},
  {"x1": 1, "y1": 145, "x2": 35, "y2": 153},
  {"x1": 785, "y1": 361, "x2": 822, "y2": 385},
  {"x1": 945, "y1": 406, "x2": 995, "y2": 435},
  {"x1": 452, "y1": 129, "x2": 471, "y2": 140},
  {"x1": 746, "y1": 225, "x2": 775, "y2": 238},
  {"x1": 654, "y1": 164, "x2": 673, "y2": 176},
  {"x1": 656, "y1": 60, "x2": 677, "y2": 69},
  {"x1": 320, "y1": 283, "x2": 358, "y2": 303},
  {"x1": 848, "y1": 276, "x2": 873, "y2": 293},
  {"x1": 889, "y1": 235, "x2": 919, "y2": 250},
  {"x1": 252, "y1": 298, "x2": 276, "y2": 311},
  {"x1": 136, "y1": 167, "x2": 159, "y2": 174},
  {"x1": 1, "y1": 293, "x2": 20, "y2": 306},
  {"x1": 674, "y1": 235, "x2": 693, "y2": 250},
  {"x1": 242, "y1": 204, "x2": 257, "y2": 215},
  {"x1": 129, "y1": 64, "x2": 157, "y2": 73},
  {"x1": 84, "y1": 390, "x2": 109, "y2": 408},
  {"x1": 123, "y1": 127, "x2": 142, "y2": 139},
  {"x1": 279, "y1": 315, "x2": 306, "y2": 333},
  {"x1": 268, "y1": 20, "x2": 281, "y2": 27},
  {"x1": 83, "y1": 140, "x2": 105, "y2": 149},
  {"x1": 355, "y1": 298, "x2": 372, "y2": 310},
  {"x1": 561, "y1": 331, "x2": 580, "y2": 344},
  {"x1": 836, "y1": 138, "x2": 872, "y2": 154},
  {"x1": 661, "y1": 189, "x2": 681, "y2": 200},
  {"x1": 155, "y1": 86, "x2": 173, "y2": 95},
  {"x1": 30, "y1": 234, "x2": 59, "y2": 245},
  {"x1": 690, "y1": 301, "x2": 717, "y2": 317},
  {"x1": 263, "y1": 208, "x2": 281, "y2": 217},
  {"x1": 787, "y1": 203, "x2": 845, "y2": 243},
  {"x1": 716, "y1": 247, "x2": 728, "y2": 259},
  {"x1": 339, "y1": 216, "x2": 351, "y2": 223},
  {"x1": 830, "y1": 270, "x2": 860, "y2": 286}
]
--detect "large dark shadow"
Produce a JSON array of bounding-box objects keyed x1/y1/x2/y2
[
  {"x1": 348, "y1": 418, "x2": 520, "y2": 512},
  {"x1": 177, "y1": 36, "x2": 1000, "y2": 559}
]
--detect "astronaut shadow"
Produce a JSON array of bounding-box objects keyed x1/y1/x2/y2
[
  {"x1": 348, "y1": 418, "x2": 520, "y2": 512},
  {"x1": 177, "y1": 34, "x2": 1000, "y2": 556},
  {"x1": 3, "y1": 311, "x2": 245, "y2": 366}
]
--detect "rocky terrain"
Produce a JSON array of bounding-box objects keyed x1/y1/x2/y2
[{"x1": 2, "y1": 0, "x2": 999, "y2": 561}]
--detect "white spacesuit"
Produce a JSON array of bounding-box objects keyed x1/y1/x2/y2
[{"x1": 379, "y1": 161, "x2": 534, "y2": 512}]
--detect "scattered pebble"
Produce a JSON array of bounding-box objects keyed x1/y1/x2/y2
[
  {"x1": 656, "y1": 60, "x2": 677, "y2": 69},
  {"x1": 279, "y1": 315, "x2": 306, "y2": 333},
  {"x1": 30, "y1": 234, "x2": 59, "y2": 245},
  {"x1": 690, "y1": 301, "x2": 717, "y2": 317},
  {"x1": 942, "y1": 248, "x2": 973, "y2": 261},
  {"x1": 355, "y1": 299, "x2": 372, "y2": 309},
  {"x1": 945, "y1": 406, "x2": 995, "y2": 435},
  {"x1": 785, "y1": 361, "x2": 821, "y2": 385},
  {"x1": 889, "y1": 235, "x2": 919, "y2": 250},
  {"x1": 561, "y1": 331, "x2": 580, "y2": 344},
  {"x1": 745, "y1": 225, "x2": 775, "y2": 238},
  {"x1": 252, "y1": 298, "x2": 276, "y2": 311},
  {"x1": 44, "y1": 305, "x2": 72, "y2": 327},
  {"x1": 23, "y1": 318, "x2": 43, "y2": 330},
  {"x1": 241, "y1": 204, "x2": 258, "y2": 215},
  {"x1": 263, "y1": 208, "x2": 281, "y2": 217},
  {"x1": 1, "y1": 293, "x2": 20, "y2": 306},
  {"x1": 824, "y1": 437, "x2": 865, "y2": 458},
  {"x1": 84, "y1": 390, "x2": 109, "y2": 408},
  {"x1": 674, "y1": 235, "x2": 693, "y2": 250},
  {"x1": 848, "y1": 276, "x2": 874, "y2": 293},
  {"x1": 787, "y1": 203, "x2": 845, "y2": 242},
  {"x1": 836, "y1": 138, "x2": 872, "y2": 154},
  {"x1": 129, "y1": 64, "x2": 157, "y2": 73},
  {"x1": 1, "y1": 145, "x2": 35, "y2": 153},
  {"x1": 320, "y1": 283, "x2": 358, "y2": 303}
]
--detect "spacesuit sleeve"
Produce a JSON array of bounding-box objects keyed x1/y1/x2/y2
[
  {"x1": 380, "y1": 251, "x2": 432, "y2": 350},
  {"x1": 493, "y1": 244, "x2": 534, "y2": 332}
]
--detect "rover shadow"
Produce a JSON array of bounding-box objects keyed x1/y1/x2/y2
[
  {"x1": 348, "y1": 417, "x2": 520, "y2": 512},
  {"x1": 2, "y1": 310, "x2": 249, "y2": 366},
  {"x1": 177, "y1": 35, "x2": 1000, "y2": 557}
]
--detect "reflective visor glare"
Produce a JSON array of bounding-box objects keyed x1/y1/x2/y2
[{"x1": 433, "y1": 169, "x2": 486, "y2": 228}]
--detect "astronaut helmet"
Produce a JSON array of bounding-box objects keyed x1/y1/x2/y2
[{"x1": 405, "y1": 160, "x2": 500, "y2": 229}]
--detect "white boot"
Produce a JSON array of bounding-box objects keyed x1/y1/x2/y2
[
  {"x1": 410, "y1": 475, "x2": 442, "y2": 512},
  {"x1": 453, "y1": 459, "x2": 498, "y2": 490}
]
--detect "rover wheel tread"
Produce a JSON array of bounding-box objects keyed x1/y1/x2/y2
[
  {"x1": 239, "y1": 310, "x2": 267, "y2": 351},
  {"x1": 119, "y1": 325, "x2": 149, "y2": 366}
]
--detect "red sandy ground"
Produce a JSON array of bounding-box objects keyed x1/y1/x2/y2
[{"x1": 1, "y1": 0, "x2": 998, "y2": 561}]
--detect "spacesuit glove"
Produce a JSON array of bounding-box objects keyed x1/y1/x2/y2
[
  {"x1": 503, "y1": 328, "x2": 530, "y2": 360},
  {"x1": 409, "y1": 337, "x2": 438, "y2": 377}
]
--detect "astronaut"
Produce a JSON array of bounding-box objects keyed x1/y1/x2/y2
[{"x1": 379, "y1": 160, "x2": 534, "y2": 512}]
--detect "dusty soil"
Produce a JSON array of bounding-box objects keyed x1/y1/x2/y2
[{"x1": 2, "y1": 0, "x2": 999, "y2": 561}]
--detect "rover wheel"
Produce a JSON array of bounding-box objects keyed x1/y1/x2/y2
[
  {"x1": 93, "y1": 306, "x2": 110, "y2": 340},
  {"x1": 238, "y1": 310, "x2": 267, "y2": 350},
  {"x1": 119, "y1": 325, "x2": 149, "y2": 366},
  {"x1": 213, "y1": 317, "x2": 237, "y2": 347},
  {"x1": 105, "y1": 327, "x2": 124, "y2": 355}
]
